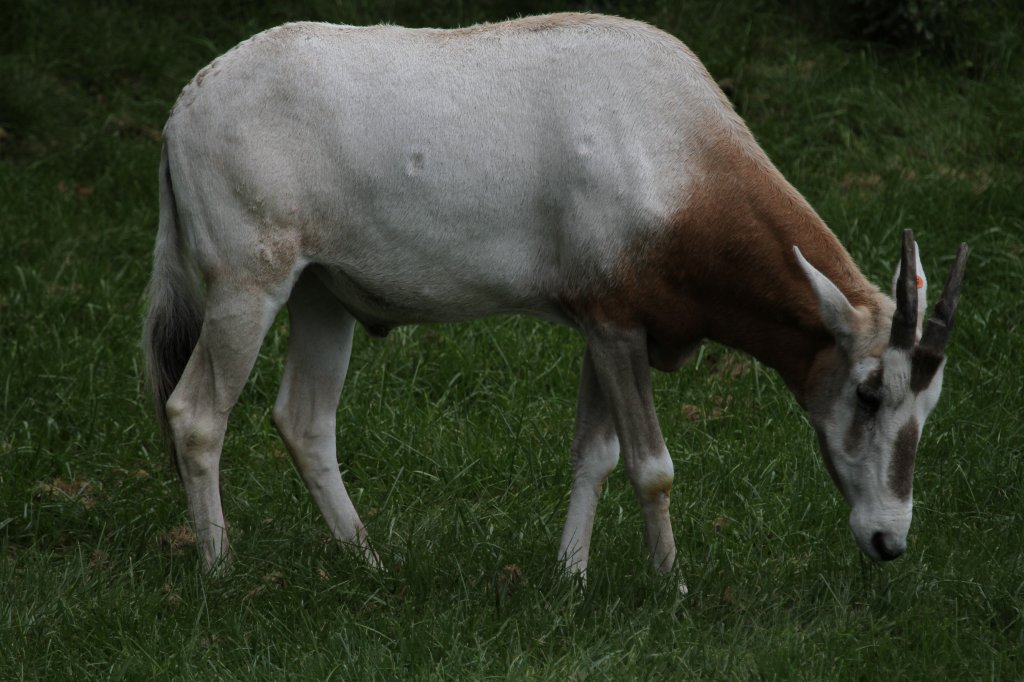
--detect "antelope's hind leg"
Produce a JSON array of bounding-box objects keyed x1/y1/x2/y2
[
  {"x1": 166, "y1": 283, "x2": 288, "y2": 571},
  {"x1": 272, "y1": 269, "x2": 380, "y2": 566}
]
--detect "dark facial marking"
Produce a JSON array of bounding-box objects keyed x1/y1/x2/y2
[
  {"x1": 861, "y1": 368, "x2": 883, "y2": 393},
  {"x1": 845, "y1": 369, "x2": 882, "y2": 453},
  {"x1": 888, "y1": 419, "x2": 919, "y2": 500}
]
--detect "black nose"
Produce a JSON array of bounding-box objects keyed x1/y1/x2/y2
[{"x1": 871, "y1": 532, "x2": 905, "y2": 561}]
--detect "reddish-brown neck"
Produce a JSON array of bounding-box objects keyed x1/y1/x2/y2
[{"x1": 581, "y1": 154, "x2": 882, "y2": 406}]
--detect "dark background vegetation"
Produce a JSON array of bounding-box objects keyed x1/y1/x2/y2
[{"x1": 1, "y1": 0, "x2": 1022, "y2": 678}]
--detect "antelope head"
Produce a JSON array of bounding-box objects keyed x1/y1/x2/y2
[{"x1": 795, "y1": 231, "x2": 968, "y2": 561}]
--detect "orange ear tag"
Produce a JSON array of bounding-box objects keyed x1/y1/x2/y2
[{"x1": 916, "y1": 276, "x2": 924, "y2": 289}]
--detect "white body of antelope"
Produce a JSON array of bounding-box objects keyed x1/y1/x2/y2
[{"x1": 144, "y1": 13, "x2": 967, "y2": 577}]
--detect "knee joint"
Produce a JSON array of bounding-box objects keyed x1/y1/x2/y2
[{"x1": 631, "y1": 448, "x2": 674, "y2": 502}]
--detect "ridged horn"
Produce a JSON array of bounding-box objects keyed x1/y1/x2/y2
[
  {"x1": 889, "y1": 230, "x2": 919, "y2": 349},
  {"x1": 919, "y1": 242, "x2": 969, "y2": 355},
  {"x1": 910, "y1": 242, "x2": 968, "y2": 392}
]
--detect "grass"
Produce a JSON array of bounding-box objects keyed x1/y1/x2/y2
[{"x1": 2, "y1": 0, "x2": 1023, "y2": 678}]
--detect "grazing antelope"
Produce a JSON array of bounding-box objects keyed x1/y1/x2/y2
[{"x1": 144, "y1": 13, "x2": 967, "y2": 576}]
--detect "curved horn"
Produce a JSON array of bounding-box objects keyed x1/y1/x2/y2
[
  {"x1": 889, "y1": 230, "x2": 919, "y2": 349},
  {"x1": 919, "y1": 242, "x2": 969, "y2": 355},
  {"x1": 910, "y1": 242, "x2": 968, "y2": 392}
]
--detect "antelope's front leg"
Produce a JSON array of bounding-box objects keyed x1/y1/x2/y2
[
  {"x1": 586, "y1": 326, "x2": 676, "y2": 574},
  {"x1": 558, "y1": 348, "x2": 620, "y2": 578}
]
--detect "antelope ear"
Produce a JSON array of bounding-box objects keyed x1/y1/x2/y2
[
  {"x1": 794, "y1": 246, "x2": 860, "y2": 353},
  {"x1": 892, "y1": 240, "x2": 927, "y2": 340}
]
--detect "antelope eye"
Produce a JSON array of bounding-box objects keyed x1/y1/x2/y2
[{"x1": 856, "y1": 385, "x2": 881, "y2": 413}]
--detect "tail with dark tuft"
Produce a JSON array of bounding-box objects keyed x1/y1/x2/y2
[{"x1": 143, "y1": 144, "x2": 203, "y2": 474}]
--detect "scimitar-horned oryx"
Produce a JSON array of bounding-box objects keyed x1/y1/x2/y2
[{"x1": 143, "y1": 13, "x2": 968, "y2": 576}]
